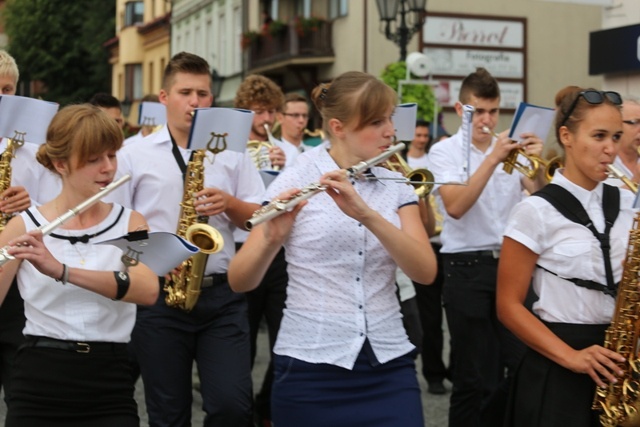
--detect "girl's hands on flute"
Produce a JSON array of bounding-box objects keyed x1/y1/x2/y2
[{"x1": 6, "y1": 230, "x2": 62, "y2": 279}]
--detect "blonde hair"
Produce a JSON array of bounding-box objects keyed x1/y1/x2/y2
[
  {"x1": 0, "y1": 50, "x2": 19, "y2": 84},
  {"x1": 37, "y1": 104, "x2": 123, "y2": 174},
  {"x1": 310, "y1": 71, "x2": 396, "y2": 138}
]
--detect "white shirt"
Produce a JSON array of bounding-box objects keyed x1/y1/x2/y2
[
  {"x1": 269, "y1": 147, "x2": 417, "y2": 369},
  {"x1": 123, "y1": 130, "x2": 144, "y2": 147},
  {"x1": 113, "y1": 125, "x2": 265, "y2": 274},
  {"x1": 0, "y1": 139, "x2": 61, "y2": 205},
  {"x1": 407, "y1": 153, "x2": 429, "y2": 169},
  {"x1": 504, "y1": 171, "x2": 636, "y2": 324},
  {"x1": 19, "y1": 204, "x2": 136, "y2": 342},
  {"x1": 427, "y1": 128, "x2": 524, "y2": 253}
]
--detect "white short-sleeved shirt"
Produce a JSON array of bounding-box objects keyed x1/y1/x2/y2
[
  {"x1": 18, "y1": 204, "x2": 136, "y2": 342},
  {"x1": 0, "y1": 138, "x2": 61, "y2": 205},
  {"x1": 269, "y1": 147, "x2": 418, "y2": 369},
  {"x1": 504, "y1": 171, "x2": 636, "y2": 324},
  {"x1": 113, "y1": 125, "x2": 266, "y2": 274},
  {"x1": 407, "y1": 153, "x2": 429, "y2": 170},
  {"x1": 427, "y1": 128, "x2": 524, "y2": 253}
]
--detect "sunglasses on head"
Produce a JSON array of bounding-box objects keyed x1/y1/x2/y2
[{"x1": 560, "y1": 90, "x2": 622, "y2": 127}]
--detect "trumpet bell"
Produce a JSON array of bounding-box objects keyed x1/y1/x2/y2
[
  {"x1": 543, "y1": 156, "x2": 563, "y2": 182},
  {"x1": 407, "y1": 169, "x2": 435, "y2": 198}
]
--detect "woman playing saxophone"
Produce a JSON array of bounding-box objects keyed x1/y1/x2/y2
[
  {"x1": 229, "y1": 71, "x2": 437, "y2": 427},
  {"x1": 497, "y1": 87, "x2": 633, "y2": 427}
]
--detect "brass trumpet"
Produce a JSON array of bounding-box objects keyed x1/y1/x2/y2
[
  {"x1": 382, "y1": 152, "x2": 434, "y2": 198},
  {"x1": 482, "y1": 126, "x2": 562, "y2": 181},
  {"x1": 247, "y1": 124, "x2": 280, "y2": 171}
]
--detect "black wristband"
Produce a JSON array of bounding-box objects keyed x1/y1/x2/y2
[{"x1": 113, "y1": 271, "x2": 130, "y2": 300}]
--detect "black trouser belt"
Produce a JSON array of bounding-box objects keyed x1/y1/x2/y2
[
  {"x1": 201, "y1": 273, "x2": 228, "y2": 288},
  {"x1": 445, "y1": 250, "x2": 500, "y2": 259},
  {"x1": 159, "y1": 273, "x2": 228, "y2": 288},
  {"x1": 24, "y1": 336, "x2": 126, "y2": 354}
]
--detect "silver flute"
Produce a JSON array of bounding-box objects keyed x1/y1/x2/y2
[
  {"x1": 0, "y1": 174, "x2": 131, "y2": 267},
  {"x1": 245, "y1": 143, "x2": 406, "y2": 230}
]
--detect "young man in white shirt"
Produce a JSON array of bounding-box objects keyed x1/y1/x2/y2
[
  {"x1": 427, "y1": 67, "x2": 545, "y2": 427},
  {"x1": 115, "y1": 52, "x2": 263, "y2": 427},
  {"x1": 276, "y1": 92, "x2": 311, "y2": 166},
  {"x1": 606, "y1": 96, "x2": 640, "y2": 189}
]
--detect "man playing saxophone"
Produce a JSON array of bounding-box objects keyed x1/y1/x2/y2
[{"x1": 112, "y1": 52, "x2": 263, "y2": 427}]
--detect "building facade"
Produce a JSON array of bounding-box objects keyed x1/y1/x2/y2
[{"x1": 107, "y1": 0, "x2": 171, "y2": 125}]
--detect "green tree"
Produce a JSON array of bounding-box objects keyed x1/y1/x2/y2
[
  {"x1": 3, "y1": 0, "x2": 115, "y2": 106},
  {"x1": 380, "y1": 61, "x2": 439, "y2": 123}
]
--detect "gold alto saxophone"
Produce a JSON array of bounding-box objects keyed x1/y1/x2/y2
[
  {"x1": 593, "y1": 208, "x2": 640, "y2": 427},
  {"x1": 0, "y1": 132, "x2": 26, "y2": 232},
  {"x1": 164, "y1": 144, "x2": 225, "y2": 312}
]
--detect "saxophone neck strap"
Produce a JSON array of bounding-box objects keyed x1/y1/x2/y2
[
  {"x1": 532, "y1": 183, "x2": 620, "y2": 297},
  {"x1": 169, "y1": 129, "x2": 195, "y2": 182}
]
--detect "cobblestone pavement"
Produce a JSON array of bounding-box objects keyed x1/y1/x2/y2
[{"x1": 0, "y1": 321, "x2": 451, "y2": 426}]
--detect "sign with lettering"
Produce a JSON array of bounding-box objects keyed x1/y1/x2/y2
[
  {"x1": 421, "y1": 13, "x2": 527, "y2": 109},
  {"x1": 424, "y1": 48, "x2": 523, "y2": 78},
  {"x1": 424, "y1": 16, "x2": 524, "y2": 48}
]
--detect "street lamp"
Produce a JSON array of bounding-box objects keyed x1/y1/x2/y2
[
  {"x1": 211, "y1": 68, "x2": 225, "y2": 106},
  {"x1": 120, "y1": 97, "x2": 133, "y2": 119},
  {"x1": 375, "y1": 0, "x2": 427, "y2": 62}
]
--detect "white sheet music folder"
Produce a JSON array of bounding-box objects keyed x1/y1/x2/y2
[
  {"x1": 0, "y1": 95, "x2": 59, "y2": 144},
  {"x1": 392, "y1": 103, "x2": 418, "y2": 142},
  {"x1": 97, "y1": 231, "x2": 199, "y2": 276},
  {"x1": 508, "y1": 102, "x2": 555, "y2": 142},
  {"x1": 187, "y1": 107, "x2": 254, "y2": 153},
  {"x1": 138, "y1": 102, "x2": 166, "y2": 126}
]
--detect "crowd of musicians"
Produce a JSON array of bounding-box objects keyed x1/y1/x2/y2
[{"x1": 0, "y1": 47, "x2": 638, "y2": 427}]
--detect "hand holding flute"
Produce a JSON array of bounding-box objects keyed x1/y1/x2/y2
[{"x1": 245, "y1": 143, "x2": 406, "y2": 229}]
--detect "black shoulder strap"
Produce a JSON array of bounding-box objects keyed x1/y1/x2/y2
[{"x1": 533, "y1": 183, "x2": 620, "y2": 296}]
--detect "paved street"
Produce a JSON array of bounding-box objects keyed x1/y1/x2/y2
[{"x1": 0, "y1": 320, "x2": 451, "y2": 426}]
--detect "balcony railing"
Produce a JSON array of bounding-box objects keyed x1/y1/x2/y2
[{"x1": 246, "y1": 20, "x2": 334, "y2": 71}]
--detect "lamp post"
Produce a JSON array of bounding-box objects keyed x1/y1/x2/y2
[
  {"x1": 375, "y1": 0, "x2": 427, "y2": 62},
  {"x1": 120, "y1": 97, "x2": 133, "y2": 119},
  {"x1": 211, "y1": 68, "x2": 225, "y2": 106}
]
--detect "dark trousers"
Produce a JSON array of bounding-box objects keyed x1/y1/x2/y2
[
  {"x1": 132, "y1": 281, "x2": 253, "y2": 427},
  {"x1": 243, "y1": 244, "x2": 288, "y2": 422},
  {"x1": 413, "y1": 242, "x2": 448, "y2": 384},
  {"x1": 442, "y1": 252, "x2": 525, "y2": 427},
  {"x1": 0, "y1": 279, "x2": 26, "y2": 404}
]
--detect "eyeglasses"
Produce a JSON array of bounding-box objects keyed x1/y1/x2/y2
[
  {"x1": 560, "y1": 90, "x2": 622, "y2": 127},
  {"x1": 623, "y1": 119, "x2": 640, "y2": 127},
  {"x1": 282, "y1": 113, "x2": 309, "y2": 120}
]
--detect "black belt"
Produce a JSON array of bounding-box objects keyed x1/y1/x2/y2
[
  {"x1": 24, "y1": 336, "x2": 125, "y2": 354},
  {"x1": 201, "y1": 273, "x2": 228, "y2": 288},
  {"x1": 446, "y1": 250, "x2": 500, "y2": 259}
]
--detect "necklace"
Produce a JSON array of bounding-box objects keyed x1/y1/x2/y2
[{"x1": 71, "y1": 242, "x2": 89, "y2": 266}]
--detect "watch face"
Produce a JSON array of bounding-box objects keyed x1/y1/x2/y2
[{"x1": 118, "y1": 271, "x2": 128, "y2": 280}]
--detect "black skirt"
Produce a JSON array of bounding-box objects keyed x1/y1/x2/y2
[
  {"x1": 5, "y1": 336, "x2": 138, "y2": 427},
  {"x1": 504, "y1": 323, "x2": 607, "y2": 427}
]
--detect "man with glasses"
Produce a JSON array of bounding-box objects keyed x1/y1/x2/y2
[
  {"x1": 276, "y1": 92, "x2": 312, "y2": 166},
  {"x1": 606, "y1": 96, "x2": 640, "y2": 189},
  {"x1": 426, "y1": 67, "x2": 546, "y2": 427}
]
